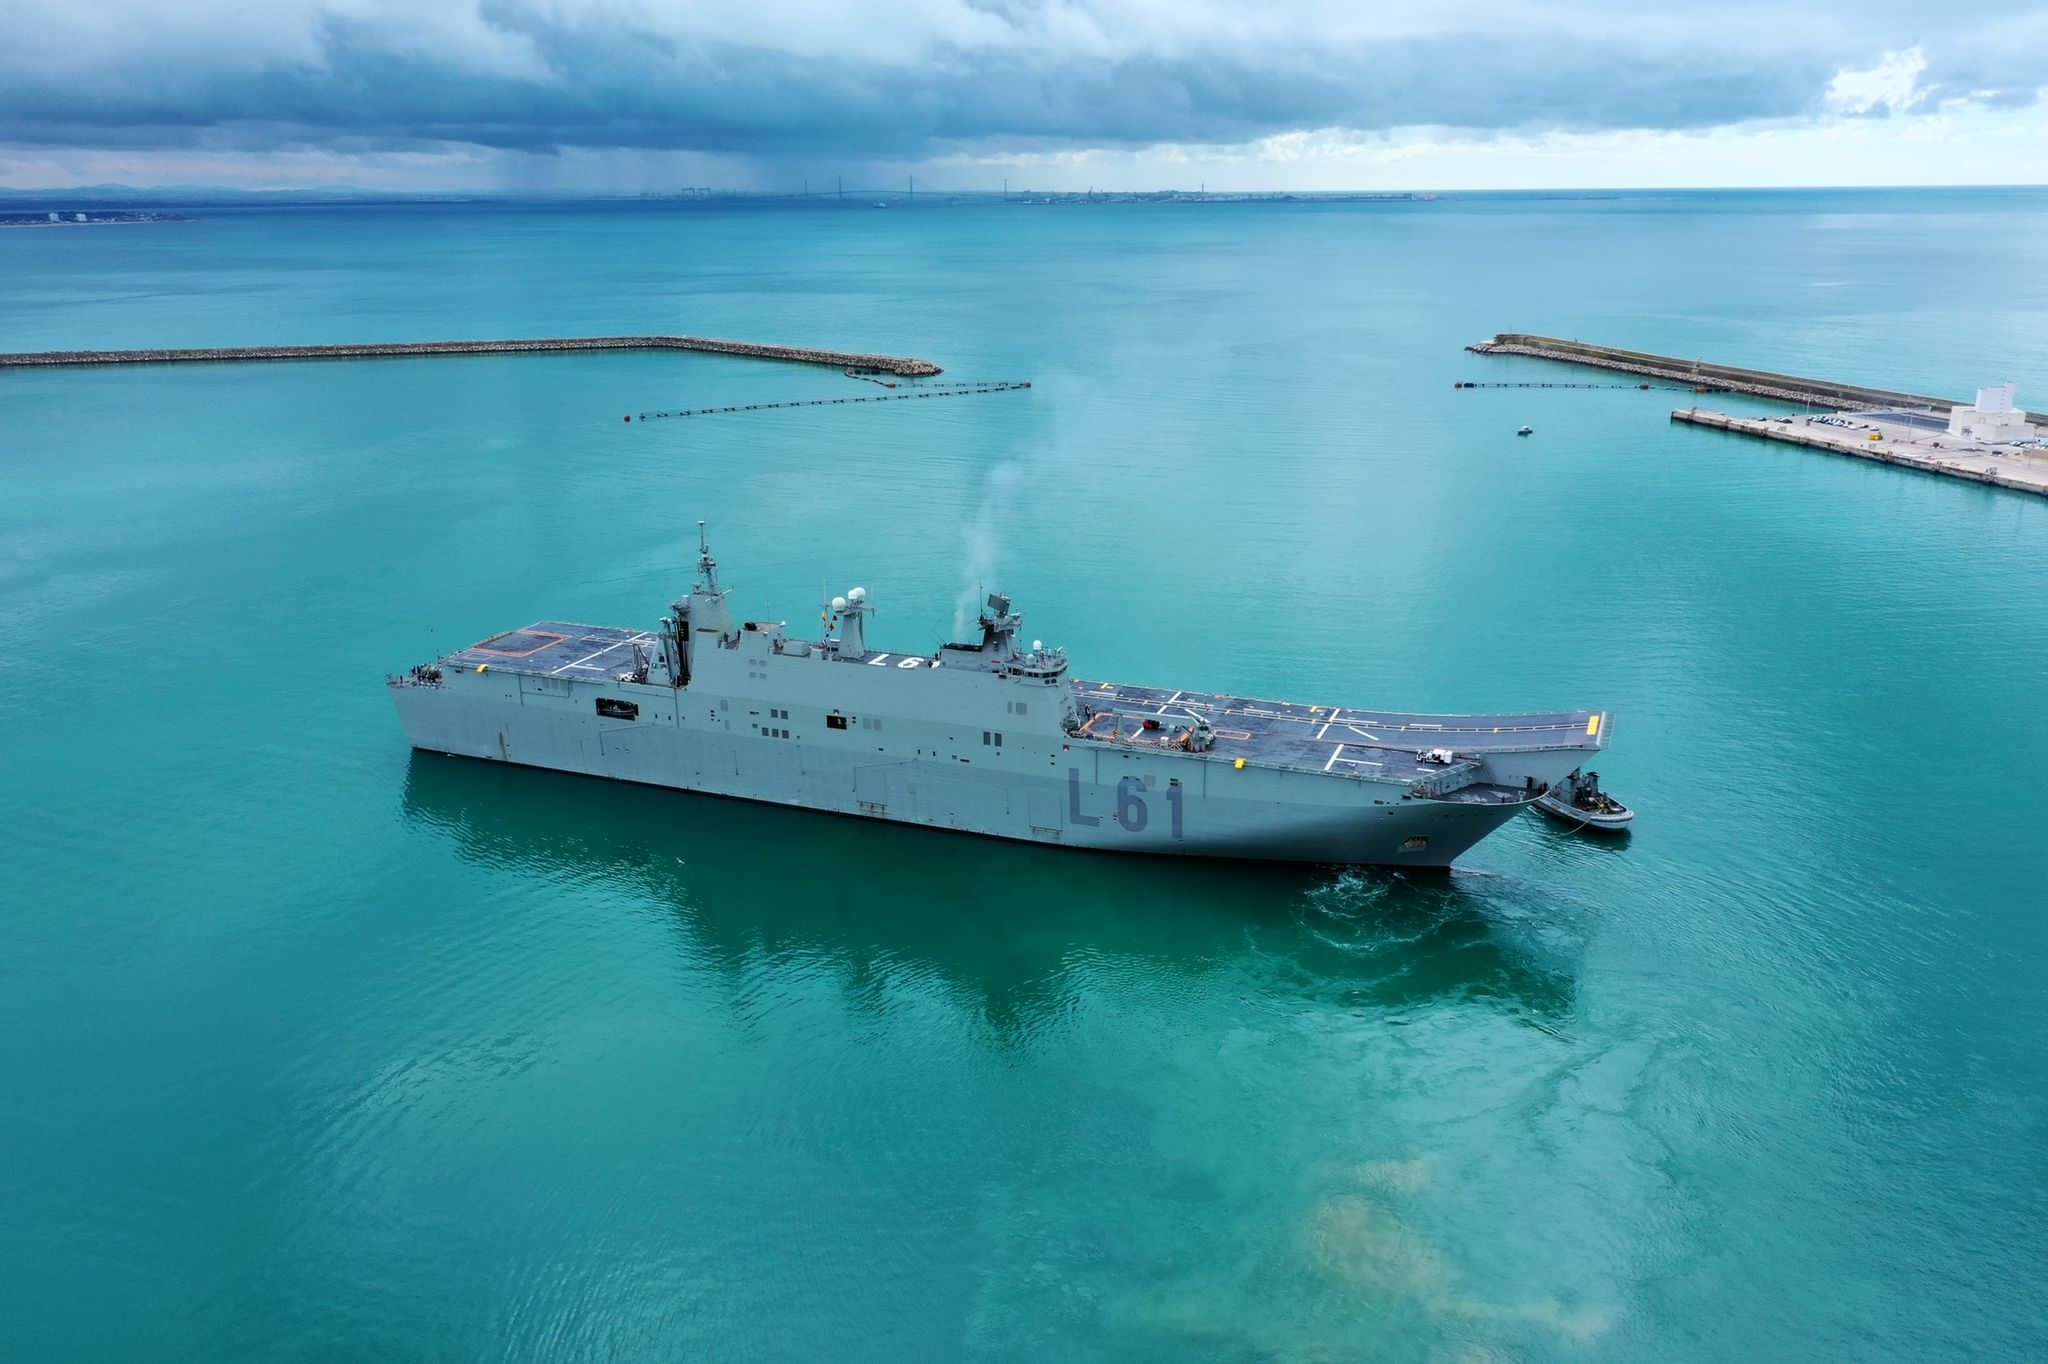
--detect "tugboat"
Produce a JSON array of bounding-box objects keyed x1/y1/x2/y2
[
  {"x1": 1533, "y1": 768, "x2": 1633, "y2": 832},
  {"x1": 1516, "y1": 425, "x2": 1534, "y2": 436}
]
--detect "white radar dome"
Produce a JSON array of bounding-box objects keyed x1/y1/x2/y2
[
  {"x1": 849, "y1": 587, "x2": 867, "y2": 603},
  {"x1": 831, "y1": 596, "x2": 847, "y2": 612},
  {"x1": 1032, "y1": 639, "x2": 1043, "y2": 652}
]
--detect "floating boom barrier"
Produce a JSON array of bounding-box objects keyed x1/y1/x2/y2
[{"x1": 630, "y1": 380, "x2": 1031, "y2": 422}]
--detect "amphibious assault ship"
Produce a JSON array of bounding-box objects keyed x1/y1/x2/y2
[{"x1": 389, "y1": 528, "x2": 1611, "y2": 867}]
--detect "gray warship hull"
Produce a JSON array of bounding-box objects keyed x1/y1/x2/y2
[{"x1": 391, "y1": 556, "x2": 1609, "y2": 869}]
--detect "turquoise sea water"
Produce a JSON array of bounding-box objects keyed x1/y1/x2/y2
[{"x1": 3, "y1": 189, "x2": 2046, "y2": 1360}]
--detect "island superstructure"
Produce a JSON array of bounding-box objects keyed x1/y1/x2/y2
[{"x1": 389, "y1": 528, "x2": 1611, "y2": 867}]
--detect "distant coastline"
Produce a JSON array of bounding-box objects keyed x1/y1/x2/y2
[
  {"x1": 0, "y1": 210, "x2": 191, "y2": 228},
  {"x1": 0, "y1": 185, "x2": 2038, "y2": 214},
  {"x1": 992, "y1": 190, "x2": 1438, "y2": 205}
]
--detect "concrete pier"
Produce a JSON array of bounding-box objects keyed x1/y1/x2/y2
[
  {"x1": 1469, "y1": 333, "x2": 2045, "y2": 427},
  {"x1": 1674, "y1": 408, "x2": 2048, "y2": 498},
  {"x1": 0, "y1": 335, "x2": 944, "y2": 377}
]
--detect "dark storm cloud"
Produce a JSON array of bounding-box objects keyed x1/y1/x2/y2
[{"x1": 0, "y1": 1, "x2": 2036, "y2": 158}]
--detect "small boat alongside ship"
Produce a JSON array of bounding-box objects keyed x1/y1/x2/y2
[{"x1": 1533, "y1": 768, "x2": 1633, "y2": 832}]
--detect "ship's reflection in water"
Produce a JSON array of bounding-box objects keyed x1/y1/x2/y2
[
  {"x1": 392, "y1": 755, "x2": 1595, "y2": 1357},
  {"x1": 398, "y1": 752, "x2": 1580, "y2": 1034}
]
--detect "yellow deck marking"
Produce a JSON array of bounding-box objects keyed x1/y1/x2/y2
[{"x1": 1586, "y1": 714, "x2": 1602, "y2": 737}]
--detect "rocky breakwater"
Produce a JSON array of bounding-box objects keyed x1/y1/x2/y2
[{"x1": 0, "y1": 335, "x2": 944, "y2": 377}]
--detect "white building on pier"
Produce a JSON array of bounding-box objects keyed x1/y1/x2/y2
[{"x1": 1948, "y1": 384, "x2": 2030, "y2": 442}]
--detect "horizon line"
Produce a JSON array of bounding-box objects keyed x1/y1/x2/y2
[{"x1": 3, "y1": 182, "x2": 2045, "y2": 203}]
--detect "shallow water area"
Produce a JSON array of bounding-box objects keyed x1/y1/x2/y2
[{"x1": 2, "y1": 190, "x2": 2045, "y2": 1361}]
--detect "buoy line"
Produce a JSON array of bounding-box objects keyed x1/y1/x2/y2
[{"x1": 628, "y1": 381, "x2": 1031, "y2": 422}]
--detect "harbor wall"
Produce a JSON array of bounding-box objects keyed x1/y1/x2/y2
[
  {"x1": 1672, "y1": 408, "x2": 2048, "y2": 499},
  {"x1": 1471, "y1": 333, "x2": 2044, "y2": 427},
  {"x1": 0, "y1": 335, "x2": 944, "y2": 377}
]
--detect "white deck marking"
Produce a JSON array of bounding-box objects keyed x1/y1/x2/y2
[
  {"x1": 1342, "y1": 724, "x2": 1383, "y2": 741},
  {"x1": 1323, "y1": 743, "x2": 1344, "y2": 772},
  {"x1": 551, "y1": 635, "x2": 651, "y2": 676},
  {"x1": 1314, "y1": 721, "x2": 1332, "y2": 740}
]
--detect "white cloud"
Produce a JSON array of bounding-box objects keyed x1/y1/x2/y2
[
  {"x1": 925, "y1": 102, "x2": 2048, "y2": 192},
  {"x1": 1825, "y1": 46, "x2": 1928, "y2": 115}
]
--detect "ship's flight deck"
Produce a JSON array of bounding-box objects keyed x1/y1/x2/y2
[
  {"x1": 1073, "y1": 680, "x2": 1605, "y2": 788},
  {"x1": 449, "y1": 623, "x2": 659, "y2": 677}
]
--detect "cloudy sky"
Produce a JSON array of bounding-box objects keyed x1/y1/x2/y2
[{"x1": 1, "y1": 0, "x2": 2043, "y2": 191}]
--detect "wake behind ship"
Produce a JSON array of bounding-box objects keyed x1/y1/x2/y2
[{"x1": 389, "y1": 528, "x2": 1610, "y2": 867}]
